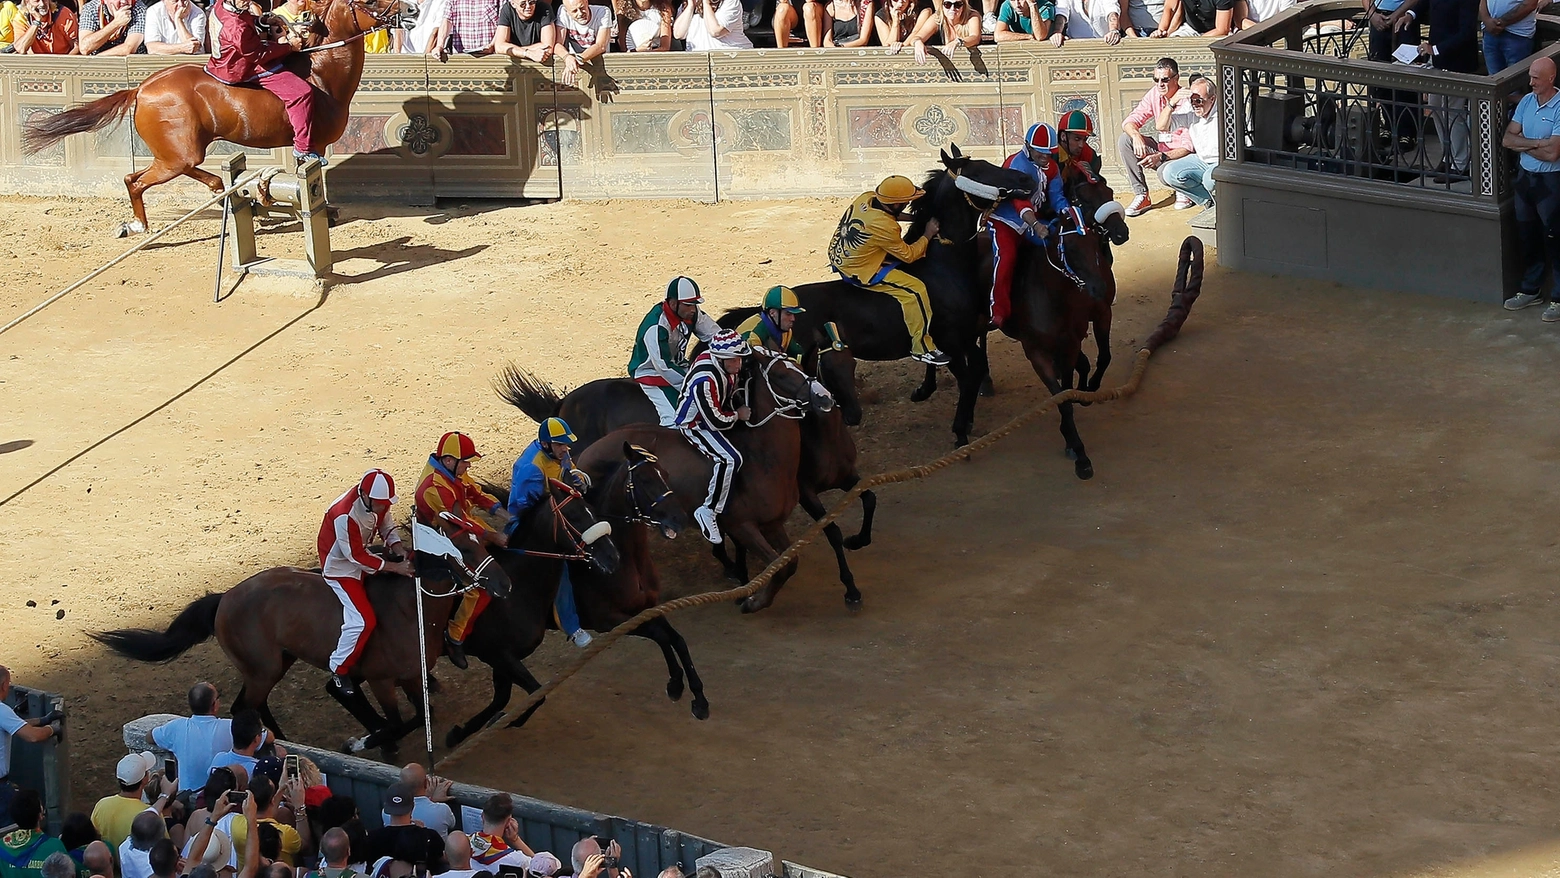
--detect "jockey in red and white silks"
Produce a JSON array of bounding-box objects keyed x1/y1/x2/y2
[
  {"x1": 673, "y1": 329, "x2": 751, "y2": 546},
  {"x1": 316, "y1": 469, "x2": 412, "y2": 696}
]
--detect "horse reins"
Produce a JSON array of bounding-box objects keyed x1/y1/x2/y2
[
  {"x1": 621, "y1": 454, "x2": 675, "y2": 529},
  {"x1": 510, "y1": 487, "x2": 611, "y2": 562},
  {"x1": 743, "y1": 353, "x2": 810, "y2": 427}
]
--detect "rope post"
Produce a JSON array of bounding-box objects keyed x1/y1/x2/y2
[{"x1": 410, "y1": 507, "x2": 435, "y2": 765}]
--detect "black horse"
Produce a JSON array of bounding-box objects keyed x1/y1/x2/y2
[
  {"x1": 446, "y1": 443, "x2": 692, "y2": 746},
  {"x1": 740, "y1": 144, "x2": 1033, "y2": 448}
]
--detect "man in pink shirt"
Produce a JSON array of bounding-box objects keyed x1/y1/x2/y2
[{"x1": 1117, "y1": 56, "x2": 1186, "y2": 216}]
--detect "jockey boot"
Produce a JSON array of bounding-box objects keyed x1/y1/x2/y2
[
  {"x1": 570, "y1": 629, "x2": 594, "y2": 648},
  {"x1": 694, "y1": 506, "x2": 723, "y2": 545},
  {"x1": 330, "y1": 673, "x2": 358, "y2": 697},
  {"x1": 443, "y1": 634, "x2": 469, "y2": 670}
]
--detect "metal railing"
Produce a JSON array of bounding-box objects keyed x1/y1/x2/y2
[{"x1": 1211, "y1": 0, "x2": 1560, "y2": 205}]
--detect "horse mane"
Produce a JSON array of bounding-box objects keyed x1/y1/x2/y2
[
  {"x1": 903, "y1": 167, "x2": 948, "y2": 242},
  {"x1": 718, "y1": 306, "x2": 759, "y2": 329},
  {"x1": 493, "y1": 363, "x2": 564, "y2": 424}
]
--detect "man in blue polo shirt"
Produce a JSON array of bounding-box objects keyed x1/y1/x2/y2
[
  {"x1": 1480, "y1": 0, "x2": 1537, "y2": 74},
  {"x1": 1502, "y1": 57, "x2": 1560, "y2": 320},
  {"x1": 149, "y1": 683, "x2": 232, "y2": 800}
]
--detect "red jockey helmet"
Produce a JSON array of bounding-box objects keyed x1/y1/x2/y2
[
  {"x1": 1025, "y1": 122, "x2": 1060, "y2": 156},
  {"x1": 358, "y1": 469, "x2": 398, "y2": 504},
  {"x1": 435, "y1": 431, "x2": 482, "y2": 461}
]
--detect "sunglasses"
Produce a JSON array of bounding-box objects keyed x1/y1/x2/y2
[
  {"x1": 943, "y1": 1, "x2": 962, "y2": 7},
  {"x1": 1153, "y1": 75, "x2": 1174, "y2": 83},
  {"x1": 1189, "y1": 95, "x2": 1207, "y2": 105}
]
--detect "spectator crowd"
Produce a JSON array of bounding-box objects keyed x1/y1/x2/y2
[{"x1": 0, "y1": 670, "x2": 719, "y2": 878}]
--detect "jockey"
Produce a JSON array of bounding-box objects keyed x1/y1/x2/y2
[
  {"x1": 827, "y1": 176, "x2": 949, "y2": 367},
  {"x1": 506, "y1": 417, "x2": 595, "y2": 649},
  {"x1": 628, "y1": 276, "x2": 722, "y2": 426},
  {"x1": 989, "y1": 122, "x2": 1085, "y2": 329},
  {"x1": 737, "y1": 285, "x2": 834, "y2": 405},
  {"x1": 415, "y1": 431, "x2": 509, "y2": 670},
  {"x1": 317, "y1": 469, "x2": 413, "y2": 697},
  {"x1": 205, "y1": 0, "x2": 323, "y2": 168},
  {"x1": 674, "y1": 329, "x2": 751, "y2": 545},
  {"x1": 1058, "y1": 109, "x2": 1105, "y2": 178}
]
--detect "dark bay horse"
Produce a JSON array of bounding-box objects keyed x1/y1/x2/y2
[
  {"x1": 755, "y1": 144, "x2": 1034, "y2": 447},
  {"x1": 503, "y1": 352, "x2": 815, "y2": 613},
  {"x1": 446, "y1": 444, "x2": 697, "y2": 746},
  {"x1": 91, "y1": 484, "x2": 611, "y2": 758},
  {"x1": 1057, "y1": 160, "x2": 1129, "y2": 397},
  {"x1": 21, "y1": 0, "x2": 403, "y2": 234}
]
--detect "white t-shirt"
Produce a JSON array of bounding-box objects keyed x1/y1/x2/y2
[
  {"x1": 556, "y1": 3, "x2": 609, "y2": 51},
  {"x1": 680, "y1": 0, "x2": 752, "y2": 49},
  {"x1": 0, "y1": 702, "x2": 24, "y2": 778},
  {"x1": 1169, "y1": 104, "x2": 1220, "y2": 164},
  {"x1": 1243, "y1": 0, "x2": 1291, "y2": 21},
  {"x1": 151, "y1": 715, "x2": 233, "y2": 793},
  {"x1": 143, "y1": 1, "x2": 206, "y2": 47},
  {"x1": 1056, "y1": 0, "x2": 1112, "y2": 37},
  {"x1": 120, "y1": 839, "x2": 155, "y2": 878}
]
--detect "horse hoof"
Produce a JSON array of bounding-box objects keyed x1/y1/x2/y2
[
  {"x1": 979, "y1": 377, "x2": 995, "y2": 397},
  {"x1": 910, "y1": 386, "x2": 933, "y2": 403},
  {"x1": 691, "y1": 700, "x2": 710, "y2": 721},
  {"x1": 667, "y1": 679, "x2": 685, "y2": 702},
  {"x1": 739, "y1": 596, "x2": 768, "y2": 614},
  {"x1": 445, "y1": 726, "x2": 467, "y2": 749},
  {"x1": 842, "y1": 535, "x2": 870, "y2": 550},
  {"x1": 954, "y1": 435, "x2": 970, "y2": 449},
  {"x1": 1077, "y1": 399, "x2": 1093, "y2": 407},
  {"x1": 1076, "y1": 460, "x2": 1094, "y2": 480},
  {"x1": 845, "y1": 595, "x2": 863, "y2": 613}
]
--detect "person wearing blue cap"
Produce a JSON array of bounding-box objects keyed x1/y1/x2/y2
[{"x1": 501, "y1": 417, "x2": 595, "y2": 648}]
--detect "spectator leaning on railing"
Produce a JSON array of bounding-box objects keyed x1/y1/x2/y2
[
  {"x1": 150, "y1": 683, "x2": 233, "y2": 806},
  {"x1": 1501, "y1": 58, "x2": 1560, "y2": 320},
  {"x1": 908, "y1": 0, "x2": 979, "y2": 62},
  {"x1": 378, "y1": 765, "x2": 454, "y2": 839},
  {"x1": 12, "y1": 0, "x2": 78, "y2": 52},
  {"x1": 142, "y1": 0, "x2": 203, "y2": 53},
  {"x1": 0, "y1": 667, "x2": 62, "y2": 834},
  {"x1": 555, "y1": 0, "x2": 611, "y2": 83},
  {"x1": 875, "y1": 0, "x2": 931, "y2": 52},
  {"x1": 674, "y1": 0, "x2": 753, "y2": 50},
  {"x1": 78, "y1": 0, "x2": 145, "y2": 54},
  {"x1": 992, "y1": 0, "x2": 1053, "y2": 41},
  {"x1": 821, "y1": 0, "x2": 873, "y2": 47}
]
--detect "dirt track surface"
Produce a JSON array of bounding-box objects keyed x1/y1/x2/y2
[{"x1": 5, "y1": 188, "x2": 1560, "y2": 878}]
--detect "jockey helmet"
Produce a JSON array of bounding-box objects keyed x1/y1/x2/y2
[
  {"x1": 874, "y1": 175, "x2": 925, "y2": 204},
  {"x1": 709, "y1": 329, "x2": 752, "y2": 359},
  {"x1": 358, "y1": 469, "x2": 398, "y2": 504},
  {"x1": 539, "y1": 417, "x2": 578, "y2": 446},
  {"x1": 762, "y1": 285, "x2": 805, "y2": 314},
  {"x1": 666, "y1": 276, "x2": 704, "y2": 304},
  {"x1": 1057, "y1": 109, "x2": 1095, "y2": 137},
  {"x1": 436, "y1": 431, "x2": 482, "y2": 461},
  {"x1": 1025, "y1": 123, "x2": 1060, "y2": 156}
]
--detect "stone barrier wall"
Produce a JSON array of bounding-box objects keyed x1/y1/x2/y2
[{"x1": 0, "y1": 40, "x2": 1215, "y2": 203}]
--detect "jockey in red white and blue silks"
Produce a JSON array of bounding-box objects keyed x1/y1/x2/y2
[
  {"x1": 989, "y1": 122, "x2": 1085, "y2": 329},
  {"x1": 317, "y1": 469, "x2": 408, "y2": 696},
  {"x1": 674, "y1": 329, "x2": 750, "y2": 546}
]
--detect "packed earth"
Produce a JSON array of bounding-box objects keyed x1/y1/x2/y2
[{"x1": 5, "y1": 189, "x2": 1560, "y2": 878}]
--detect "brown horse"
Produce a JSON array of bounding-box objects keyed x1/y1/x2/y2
[
  {"x1": 91, "y1": 483, "x2": 614, "y2": 757},
  {"x1": 20, "y1": 0, "x2": 402, "y2": 234}
]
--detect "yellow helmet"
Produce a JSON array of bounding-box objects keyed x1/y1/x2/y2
[
  {"x1": 874, "y1": 175, "x2": 925, "y2": 204},
  {"x1": 435, "y1": 431, "x2": 482, "y2": 461}
]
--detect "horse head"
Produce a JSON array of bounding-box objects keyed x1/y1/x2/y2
[
  {"x1": 617, "y1": 441, "x2": 685, "y2": 541},
  {"x1": 412, "y1": 519, "x2": 514, "y2": 601},
  {"x1": 547, "y1": 478, "x2": 619, "y2": 574},
  {"x1": 744, "y1": 348, "x2": 815, "y2": 425},
  {"x1": 909, "y1": 143, "x2": 1035, "y2": 244},
  {"x1": 804, "y1": 321, "x2": 861, "y2": 427},
  {"x1": 305, "y1": 0, "x2": 409, "y2": 38},
  {"x1": 1064, "y1": 161, "x2": 1129, "y2": 246}
]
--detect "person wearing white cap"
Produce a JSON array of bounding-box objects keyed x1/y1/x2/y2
[
  {"x1": 316, "y1": 469, "x2": 414, "y2": 696},
  {"x1": 629, "y1": 276, "x2": 723, "y2": 427},
  {"x1": 527, "y1": 851, "x2": 562, "y2": 877},
  {"x1": 91, "y1": 752, "x2": 173, "y2": 852}
]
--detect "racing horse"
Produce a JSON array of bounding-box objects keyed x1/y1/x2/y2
[
  {"x1": 445, "y1": 444, "x2": 697, "y2": 746},
  {"x1": 752, "y1": 144, "x2": 1034, "y2": 448},
  {"x1": 1057, "y1": 160, "x2": 1129, "y2": 398},
  {"x1": 90, "y1": 482, "x2": 613, "y2": 757},
  {"x1": 506, "y1": 351, "x2": 816, "y2": 613},
  {"x1": 21, "y1": 0, "x2": 404, "y2": 235}
]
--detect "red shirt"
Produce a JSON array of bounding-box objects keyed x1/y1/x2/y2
[
  {"x1": 205, "y1": 0, "x2": 290, "y2": 83},
  {"x1": 22, "y1": 6, "x2": 78, "y2": 53}
]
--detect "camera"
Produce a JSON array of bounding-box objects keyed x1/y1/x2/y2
[
  {"x1": 594, "y1": 836, "x2": 618, "y2": 869},
  {"x1": 227, "y1": 790, "x2": 246, "y2": 806}
]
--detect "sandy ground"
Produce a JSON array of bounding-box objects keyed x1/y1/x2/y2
[{"x1": 6, "y1": 187, "x2": 1560, "y2": 878}]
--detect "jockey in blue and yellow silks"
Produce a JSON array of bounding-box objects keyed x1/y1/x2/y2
[
  {"x1": 504, "y1": 417, "x2": 595, "y2": 649},
  {"x1": 989, "y1": 122, "x2": 1085, "y2": 329},
  {"x1": 827, "y1": 176, "x2": 950, "y2": 367}
]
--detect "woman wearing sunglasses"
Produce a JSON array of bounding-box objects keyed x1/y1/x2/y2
[{"x1": 908, "y1": 0, "x2": 979, "y2": 62}]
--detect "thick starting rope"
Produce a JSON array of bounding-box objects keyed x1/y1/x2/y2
[
  {"x1": 0, "y1": 170, "x2": 264, "y2": 339},
  {"x1": 434, "y1": 237, "x2": 1207, "y2": 772}
]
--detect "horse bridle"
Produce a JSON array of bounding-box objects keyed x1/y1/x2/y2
[
  {"x1": 946, "y1": 166, "x2": 1030, "y2": 242},
  {"x1": 512, "y1": 483, "x2": 612, "y2": 562},
  {"x1": 621, "y1": 451, "x2": 676, "y2": 529},
  {"x1": 743, "y1": 351, "x2": 811, "y2": 427}
]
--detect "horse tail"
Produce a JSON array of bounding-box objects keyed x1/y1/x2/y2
[
  {"x1": 90, "y1": 592, "x2": 222, "y2": 663},
  {"x1": 493, "y1": 362, "x2": 563, "y2": 425},
  {"x1": 717, "y1": 307, "x2": 759, "y2": 330},
  {"x1": 1142, "y1": 236, "x2": 1204, "y2": 353},
  {"x1": 22, "y1": 89, "x2": 136, "y2": 155}
]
